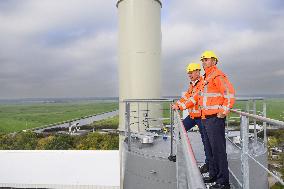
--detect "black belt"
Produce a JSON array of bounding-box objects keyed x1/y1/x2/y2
[
  {"x1": 204, "y1": 114, "x2": 217, "y2": 119},
  {"x1": 194, "y1": 116, "x2": 201, "y2": 119}
]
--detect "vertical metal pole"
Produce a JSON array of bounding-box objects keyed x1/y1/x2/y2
[
  {"x1": 241, "y1": 115, "x2": 250, "y2": 189},
  {"x1": 242, "y1": 100, "x2": 250, "y2": 141},
  {"x1": 146, "y1": 102, "x2": 149, "y2": 129},
  {"x1": 263, "y1": 101, "x2": 267, "y2": 146},
  {"x1": 125, "y1": 102, "x2": 131, "y2": 151},
  {"x1": 245, "y1": 100, "x2": 250, "y2": 114},
  {"x1": 137, "y1": 102, "x2": 140, "y2": 133},
  {"x1": 253, "y1": 100, "x2": 257, "y2": 144},
  {"x1": 170, "y1": 101, "x2": 174, "y2": 156},
  {"x1": 125, "y1": 102, "x2": 128, "y2": 139},
  {"x1": 226, "y1": 113, "x2": 229, "y2": 134}
]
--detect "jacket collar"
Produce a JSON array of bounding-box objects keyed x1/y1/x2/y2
[{"x1": 205, "y1": 65, "x2": 217, "y2": 76}]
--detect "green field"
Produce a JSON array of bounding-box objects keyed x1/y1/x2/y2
[
  {"x1": 0, "y1": 98, "x2": 283, "y2": 133},
  {"x1": 0, "y1": 102, "x2": 118, "y2": 133},
  {"x1": 229, "y1": 98, "x2": 284, "y2": 122}
]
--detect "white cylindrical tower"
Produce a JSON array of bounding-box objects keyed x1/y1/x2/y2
[
  {"x1": 117, "y1": 1, "x2": 162, "y2": 188},
  {"x1": 117, "y1": 0, "x2": 162, "y2": 131}
]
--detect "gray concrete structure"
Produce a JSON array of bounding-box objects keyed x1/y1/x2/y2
[{"x1": 123, "y1": 138, "x2": 176, "y2": 189}]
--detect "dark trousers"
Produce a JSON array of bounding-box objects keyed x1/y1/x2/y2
[
  {"x1": 183, "y1": 116, "x2": 209, "y2": 164},
  {"x1": 202, "y1": 117, "x2": 229, "y2": 185}
]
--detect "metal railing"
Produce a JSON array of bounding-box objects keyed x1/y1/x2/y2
[
  {"x1": 124, "y1": 99, "x2": 175, "y2": 156},
  {"x1": 123, "y1": 98, "x2": 284, "y2": 188},
  {"x1": 229, "y1": 108, "x2": 284, "y2": 188},
  {"x1": 123, "y1": 99, "x2": 205, "y2": 189},
  {"x1": 227, "y1": 97, "x2": 268, "y2": 146},
  {"x1": 174, "y1": 109, "x2": 206, "y2": 189}
]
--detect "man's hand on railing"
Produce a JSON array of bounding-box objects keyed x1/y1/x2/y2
[{"x1": 172, "y1": 104, "x2": 179, "y2": 110}]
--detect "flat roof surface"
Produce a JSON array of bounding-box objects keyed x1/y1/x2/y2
[{"x1": 0, "y1": 150, "x2": 119, "y2": 188}]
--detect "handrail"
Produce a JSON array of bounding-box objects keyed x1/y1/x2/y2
[
  {"x1": 229, "y1": 108, "x2": 284, "y2": 188},
  {"x1": 174, "y1": 110, "x2": 206, "y2": 189},
  {"x1": 123, "y1": 99, "x2": 206, "y2": 188},
  {"x1": 235, "y1": 97, "x2": 264, "y2": 101},
  {"x1": 231, "y1": 109, "x2": 284, "y2": 127},
  {"x1": 123, "y1": 98, "x2": 175, "y2": 103}
]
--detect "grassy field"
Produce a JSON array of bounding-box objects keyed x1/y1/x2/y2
[
  {"x1": 0, "y1": 102, "x2": 118, "y2": 133},
  {"x1": 229, "y1": 98, "x2": 284, "y2": 122},
  {"x1": 0, "y1": 98, "x2": 282, "y2": 133},
  {"x1": 90, "y1": 116, "x2": 119, "y2": 130}
]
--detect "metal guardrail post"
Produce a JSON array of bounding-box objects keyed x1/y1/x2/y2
[
  {"x1": 124, "y1": 103, "x2": 128, "y2": 138},
  {"x1": 170, "y1": 101, "x2": 174, "y2": 157},
  {"x1": 242, "y1": 100, "x2": 250, "y2": 141},
  {"x1": 241, "y1": 115, "x2": 250, "y2": 189},
  {"x1": 146, "y1": 102, "x2": 149, "y2": 128},
  {"x1": 230, "y1": 107, "x2": 284, "y2": 187},
  {"x1": 246, "y1": 100, "x2": 250, "y2": 113},
  {"x1": 253, "y1": 100, "x2": 257, "y2": 144},
  {"x1": 263, "y1": 101, "x2": 267, "y2": 146},
  {"x1": 137, "y1": 102, "x2": 140, "y2": 133},
  {"x1": 125, "y1": 102, "x2": 131, "y2": 151}
]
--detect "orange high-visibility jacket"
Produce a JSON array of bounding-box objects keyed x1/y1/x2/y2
[
  {"x1": 175, "y1": 76, "x2": 204, "y2": 119},
  {"x1": 198, "y1": 65, "x2": 235, "y2": 118}
]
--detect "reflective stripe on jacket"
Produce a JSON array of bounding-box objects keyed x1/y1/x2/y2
[
  {"x1": 198, "y1": 66, "x2": 235, "y2": 118},
  {"x1": 176, "y1": 77, "x2": 204, "y2": 118}
]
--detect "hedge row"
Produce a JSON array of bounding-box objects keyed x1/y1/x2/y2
[{"x1": 0, "y1": 131, "x2": 118, "y2": 150}]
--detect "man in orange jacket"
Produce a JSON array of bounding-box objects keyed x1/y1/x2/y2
[
  {"x1": 172, "y1": 62, "x2": 209, "y2": 173},
  {"x1": 199, "y1": 50, "x2": 235, "y2": 189}
]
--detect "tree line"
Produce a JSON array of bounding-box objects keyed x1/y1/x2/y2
[{"x1": 0, "y1": 131, "x2": 118, "y2": 150}]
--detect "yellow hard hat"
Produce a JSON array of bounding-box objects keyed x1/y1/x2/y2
[
  {"x1": 163, "y1": 127, "x2": 168, "y2": 133},
  {"x1": 200, "y1": 50, "x2": 218, "y2": 62},
  {"x1": 186, "y1": 63, "x2": 201, "y2": 73}
]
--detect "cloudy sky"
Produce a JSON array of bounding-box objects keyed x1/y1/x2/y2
[{"x1": 0, "y1": 0, "x2": 283, "y2": 99}]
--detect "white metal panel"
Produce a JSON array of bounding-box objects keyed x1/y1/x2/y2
[
  {"x1": 0, "y1": 150, "x2": 119, "y2": 188},
  {"x1": 0, "y1": 183, "x2": 119, "y2": 189}
]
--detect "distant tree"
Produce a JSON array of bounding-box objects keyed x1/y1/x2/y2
[
  {"x1": 269, "y1": 130, "x2": 284, "y2": 144},
  {"x1": 76, "y1": 132, "x2": 103, "y2": 150},
  {"x1": 13, "y1": 131, "x2": 38, "y2": 150},
  {"x1": 0, "y1": 131, "x2": 118, "y2": 150},
  {"x1": 269, "y1": 137, "x2": 279, "y2": 148},
  {"x1": 270, "y1": 182, "x2": 284, "y2": 189},
  {"x1": 0, "y1": 133, "x2": 14, "y2": 150},
  {"x1": 280, "y1": 153, "x2": 284, "y2": 180},
  {"x1": 36, "y1": 135, "x2": 55, "y2": 150},
  {"x1": 75, "y1": 132, "x2": 118, "y2": 150},
  {"x1": 104, "y1": 133, "x2": 119, "y2": 150},
  {"x1": 43, "y1": 134, "x2": 75, "y2": 150}
]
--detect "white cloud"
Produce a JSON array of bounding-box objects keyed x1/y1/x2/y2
[
  {"x1": 0, "y1": 0, "x2": 118, "y2": 98},
  {"x1": 0, "y1": 0, "x2": 283, "y2": 98},
  {"x1": 161, "y1": 0, "x2": 284, "y2": 96}
]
